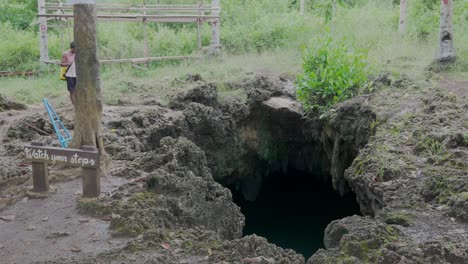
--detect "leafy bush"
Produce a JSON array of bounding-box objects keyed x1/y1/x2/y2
[
  {"x1": 296, "y1": 36, "x2": 369, "y2": 115},
  {"x1": 0, "y1": 0, "x2": 36, "y2": 31},
  {"x1": 406, "y1": 0, "x2": 438, "y2": 41},
  {"x1": 0, "y1": 22, "x2": 39, "y2": 71}
]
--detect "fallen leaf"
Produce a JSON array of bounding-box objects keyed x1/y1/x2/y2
[
  {"x1": 131, "y1": 177, "x2": 147, "y2": 183},
  {"x1": 0, "y1": 214, "x2": 15, "y2": 222},
  {"x1": 99, "y1": 215, "x2": 112, "y2": 221},
  {"x1": 41, "y1": 216, "x2": 49, "y2": 222},
  {"x1": 162, "y1": 242, "x2": 171, "y2": 249},
  {"x1": 70, "y1": 247, "x2": 81, "y2": 253},
  {"x1": 46, "y1": 231, "x2": 71, "y2": 239}
]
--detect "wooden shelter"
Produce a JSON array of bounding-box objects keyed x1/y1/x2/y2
[{"x1": 36, "y1": 0, "x2": 221, "y2": 65}]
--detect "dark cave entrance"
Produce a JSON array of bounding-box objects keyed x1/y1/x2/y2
[{"x1": 229, "y1": 168, "x2": 361, "y2": 259}]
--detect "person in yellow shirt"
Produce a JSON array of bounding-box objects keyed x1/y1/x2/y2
[{"x1": 60, "y1": 42, "x2": 76, "y2": 105}]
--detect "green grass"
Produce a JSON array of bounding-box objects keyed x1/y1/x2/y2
[
  {"x1": 0, "y1": 49, "x2": 302, "y2": 106},
  {"x1": 0, "y1": 0, "x2": 467, "y2": 106},
  {"x1": 0, "y1": 74, "x2": 65, "y2": 105}
]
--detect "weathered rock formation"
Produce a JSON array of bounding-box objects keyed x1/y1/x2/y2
[
  {"x1": 0, "y1": 93, "x2": 26, "y2": 112},
  {"x1": 0, "y1": 73, "x2": 466, "y2": 263}
]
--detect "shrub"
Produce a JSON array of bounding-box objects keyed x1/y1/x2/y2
[
  {"x1": 0, "y1": 22, "x2": 39, "y2": 71},
  {"x1": 0, "y1": 0, "x2": 36, "y2": 31},
  {"x1": 296, "y1": 35, "x2": 369, "y2": 115}
]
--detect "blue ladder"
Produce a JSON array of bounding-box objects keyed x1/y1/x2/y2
[{"x1": 43, "y1": 98, "x2": 72, "y2": 148}]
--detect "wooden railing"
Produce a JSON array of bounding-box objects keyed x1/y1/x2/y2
[{"x1": 36, "y1": 1, "x2": 221, "y2": 65}]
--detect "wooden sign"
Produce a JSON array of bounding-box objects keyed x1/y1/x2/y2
[
  {"x1": 24, "y1": 145, "x2": 99, "y2": 168},
  {"x1": 24, "y1": 142, "x2": 101, "y2": 197}
]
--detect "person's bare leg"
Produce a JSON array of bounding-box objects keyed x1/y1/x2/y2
[{"x1": 70, "y1": 92, "x2": 75, "y2": 106}]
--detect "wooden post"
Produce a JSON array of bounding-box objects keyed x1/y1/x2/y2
[
  {"x1": 61, "y1": 27, "x2": 65, "y2": 52},
  {"x1": 38, "y1": 0, "x2": 49, "y2": 63},
  {"x1": 197, "y1": 19, "x2": 202, "y2": 51},
  {"x1": 81, "y1": 145, "x2": 100, "y2": 198},
  {"x1": 31, "y1": 142, "x2": 49, "y2": 193},
  {"x1": 209, "y1": 0, "x2": 220, "y2": 55},
  {"x1": 300, "y1": 0, "x2": 305, "y2": 15},
  {"x1": 398, "y1": 0, "x2": 407, "y2": 35},
  {"x1": 143, "y1": 2, "x2": 149, "y2": 65}
]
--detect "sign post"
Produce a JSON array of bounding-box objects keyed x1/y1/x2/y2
[
  {"x1": 31, "y1": 142, "x2": 49, "y2": 193},
  {"x1": 80, "y1": 145, "x2": 100, "y2": 197},
  {"x1": 24, "y1": 143, "x2": 100, "y2": 198}
]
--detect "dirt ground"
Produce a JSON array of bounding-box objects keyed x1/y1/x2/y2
[
  {"x1": 439, "y1": 76, "x2": 468, "y2": 98},
  {"x1": 0, "y1": 173, "x2": 130, "y2": 264}
]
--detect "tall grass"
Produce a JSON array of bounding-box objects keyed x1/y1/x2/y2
[
  {"x1": 0, "y1": 0, "x2": 467, "y2": 72},
  {"x1": 0, "y1": 0, "x2": 467, "y2": 105}
]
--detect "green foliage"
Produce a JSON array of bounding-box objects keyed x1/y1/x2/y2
[
  {"x1": 314, "y1": 0, "x2": 335, "y2": 23},
  {"x1": 415, "y1": 136, "x2": 446, "y2": 157},
  {"x1": 296, "y1": 35, "x2": 369, "y2": 115},
  {"x1": 0, "y1": 0, "x2": 36, "y2": 31},
  {"x1": 0, "y1": 0, "x2": 467, "y2": 76},
  {"x1": 406, "y1": 0, "x2": 439, "y2": 41},
  {"x1": 0, "y1": 22, "x2": 39, "y2": 71}
]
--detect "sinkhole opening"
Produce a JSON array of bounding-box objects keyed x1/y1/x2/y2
[{"x1": 229, "y1": 168, "x2": 361, "y2": 259}]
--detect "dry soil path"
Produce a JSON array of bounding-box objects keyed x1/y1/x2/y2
[{"x1": 0, "y1": 176, "x2": 130, "y2": 264}]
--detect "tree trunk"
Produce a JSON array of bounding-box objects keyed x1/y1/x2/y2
[
  {"x1": 300, "y1": 0, "x2": 305, "y2": 15},
  {"x1": 436, "y1": 0, "x2": 456, "y2": 62},
  {"x1": 71, "y1": 4, "x2": 105, "y2": 155},
  {"x1": 398, "y1": 0, "x2": 407, "y2": 35}
]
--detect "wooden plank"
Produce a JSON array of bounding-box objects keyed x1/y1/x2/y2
[
  {"x1": 37, "y1": 14, "x2": 218, "y2": 23},
  {"x1": 46, "y1": 6, "x2": 215, "y2": 12},
  {"x1": 24, "y1": 145, "x2": 100, "y2": 169},
  {"x1": 43, "y1": 55, "x2": 201, "y2": 65},
  {"x1": 101, "y1": 55, "x2": 202, "y2": 64},
  {"x1": 37, "y1": 14, "x2": 219, "y2": 19},
  {"x1": 0, "y1": 71, "x2": 36, "y2": 77}
]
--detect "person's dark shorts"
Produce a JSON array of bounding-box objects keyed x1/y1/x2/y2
[{"x1": 66, "y1": 77, "x2": 76, "y2": 93}]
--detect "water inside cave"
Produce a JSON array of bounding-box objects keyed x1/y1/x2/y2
[{"x1": 230, "y1": 168, "x2": 361, "y2": 259}]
